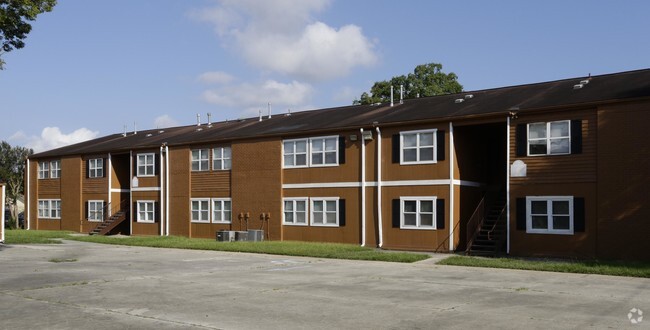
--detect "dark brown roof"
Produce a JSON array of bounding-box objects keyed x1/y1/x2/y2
[{"x1": 32, "y1": 68, "x2": 650, "y2": 158}]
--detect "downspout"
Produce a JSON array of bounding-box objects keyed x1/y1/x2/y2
[
  {"x1": 26, "y1": 158, "x2": 30, "y2": 230},
  {"x1": 108, "y1": 153, "x2": 112, "y2": 217},
  {"x1": 506, "y1": 117, "x2": 511, "y2": 254},
  {"x1": 360, "y1": 128, "x2": 366, "y2": 247},
  {"x1": 159, "y1": 146, "x2": 164, "y2": 236},
  {"x1": 165, "y1": 145, "x2": 170, "y2": 236},
  {"x1": 376, "y1": 126, "x2": 383, "y2": 248},
  {"x1": 448, "y1": 122, "x2": 455, "y2": 251},
  {"x1": 129, "y1": 150, "x2": 133, "y2": 235}
]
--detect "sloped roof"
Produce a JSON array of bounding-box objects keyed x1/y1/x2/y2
[{"x1": 32, "y1": 68, "x2": 650, "y2": 158}]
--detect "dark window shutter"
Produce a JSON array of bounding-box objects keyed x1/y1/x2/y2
[
  {"x1": 154, "y1": 155, "x2": 159, "y2": 176},
  {"x1": 574, "y1": 197, "x2": 585, "y2": 232},
  {"x1": 516, "y1": 198, "x2": 526, "y2": 230},
  {"x1": 516, "y1": 124, "x2": 527, "y2": 157},
  {"x1": 571, "y1": 120, "x2": 582, "y2": 154},
  {"x1": 102, "y1": 158, "x2": 107, "y2": 177},
  {"x1": 338, "y1": 136, "x2": 346, "y2": 164},
  {"x1": 392, "y1": 199, "x2": 401, "y2": 228},
  {"x1": 436, "y1": 199, "x2": 445, "y2": 229},
  {"x1": 437, "y1": 130, "x2": 445, "y2": 161},
  {"x1": 86, "y1": 159, "x2": 90, "y2": 178},
  {"x1": 339, "y1": 199, "x2": 346, "y2": 227},
  {"x1": 392, "y1": 134, "x2": 400, "y2": 163},
  {"x1": 85, "y1": 201, "x2": 89, "y2": 220}
]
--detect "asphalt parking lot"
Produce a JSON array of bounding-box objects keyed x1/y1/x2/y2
[{"x1": 0, "y1": 240, "x2": 647, "y2": 329}]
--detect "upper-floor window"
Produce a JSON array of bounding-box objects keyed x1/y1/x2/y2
[
  {"x1": 88, "y1": 158, "x2": 104, "y2": 178},
  {"x1": 50, "y1": 160, "x2": 61, "y2": 178},
  {"x1": 191, "y1": 149, "x2": 209, "y2": 171},
  {"x1": 212, "y1": 147, "x2": 232, "y2": 170},
  {"x1": 137, "y1": 153, "x2": 155, "y2": 177},
  {"x1": 400, "y1": 197, "x2": 437, "y2": 229},
  {"x1": 137, "y1": 201, "x2": 155, "y2": 222},
  {"x1": 87, "y1": 200, "x2": 104, "y2": 222},
  {"x1": 527, "y1": 120, "x2": 570, "y2": 156},
  {"x1": 38, "y1": 161, "x2": 49, "y2": 179},
  {"x1": 38, "y1": 199, "x2": 61, "y2": 219},
  {"x1": 283, "y1": 136, "x2": 339, "y2": 168},
  {"x1": 400, "y1": 129, "x2": 437, "y2": 164},
  {"x1": 526, "y1": 196, "x2": 573, "y2": 234}
]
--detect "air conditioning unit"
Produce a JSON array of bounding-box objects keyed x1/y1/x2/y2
[
  {"x1": 216, "y1": 230, "x2": 235, "y2": 242},
  {"x1": 234, "y1": 231, "x2": 249, "y2": 242},
  {"x1": 247, "y1": 230, "x2": 264, "y2": 242}
]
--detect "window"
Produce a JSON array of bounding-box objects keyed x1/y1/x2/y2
[
  {"x1": 37, "y1": 199, "x2": 61, "y2": 219},
  {"x1": 311, "y1": 198, "x2": 339, "y2": 226},
  {"x1": 38, "y1": 161, "x2": 49, "y2": 179},
  {"x1": 88, "y1": 158, "x2": 103, "y2": 178},
  {"x1": 87, "y1": 200, "x2": 104, "y2": 221},
  {"x1": 310, "y1": 136, "x2": 338, "y2": 166},
  {"x1": 190, "y1": 199, "x2": 210, "y2": 223},
  {"x1": 212, "y1": 147, "x2": 232, "y2": 170},
  {"x1": 191, "y1": 149, "x2": 209, "y2": 171},
  {"x1": 528, "y1": 121, "x2": 570, "y2": 156},
  {"x1": 400, "y1": 129, "x2": 437, "y2": 164},
  {"x1": 137, "y1": 201, "x2": 155, "y2": 222},
  {"x1": 212, "y1": 198, "x2": 232, "y2": 223},
  {"x1": 526, "y1": 196, "x2": 573, "y2": 234},
  {"x1": 283, "y1": 198, "x2": 308, "y2": 226},
  {"x1": 50, "y1": 160, "x2": 61, "y2": 178},
  {"x1": 283, "y1": 139, "x2": 308, "y2": 168},
  {"x1": 400, "y1": 197, "x2": 437, "y2": 229},
  {"x1": 137, "y1": 153, "x2": 155, "y2": 176}
]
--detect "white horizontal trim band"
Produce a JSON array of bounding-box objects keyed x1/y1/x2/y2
[
  {"x1": 283, "y1": 180, "x2": 483, "y2": 189},
  {"x1": 110, "y1": 189, "x2": 130, "y2": 193},
  {"x1": 131, "y1": 187, "x2": 161, "y2": 192}
]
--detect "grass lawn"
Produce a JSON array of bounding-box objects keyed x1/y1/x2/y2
[
  {"x1": 438, "y1": 255, "x2": 650, "y2": 278},
  {"x1": 4, "y1": 230, "x2": 429, "y2": 263}
]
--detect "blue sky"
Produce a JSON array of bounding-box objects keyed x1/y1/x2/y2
[{"x1": 1, "y1": 0, "x2": 649, "y2": 152}]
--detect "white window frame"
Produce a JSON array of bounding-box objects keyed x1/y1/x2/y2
[
  {"x1": 88, "y1": 158, "x2": 103, "y2": 178},
  {"x1": 527, "y1": 120, "x2": 571, "y2": 156},
  {"x1": 309, "y1": 136, "x2": 339, "y2": 167},
  {"x1": 136, "y1": 200, "x2": 155, "y2": 223},
  {"x1": 282, "y1": 197, "x2": 309, "y2": 226},
  {"x1": 526, "y1": 196, "x2": 574, "y2": 235},
  {"x1": 38, "y1": 161, "x2": 49, "y2": 179},
  {"x1": 190, "y1": 198, "x2": 210, "y2": 223},
  {"x1": 137, "y1": 153, "x2": 155, "y2": 177},
  {"x1": 212, "y1": 147, "x2": 232, "y2": 170},
  {"x1": 400, "y1": 129, "x2": 437, "y2": 165},
  {"x1": 310, "y1": 197, "x2": 339, "y2": 227},
  {"x1": 191, "y1": 149, "x2": 209, "y2": 172},
  {"x1": 211, "y1": 198, "x2": 232, "y2": 223},
  {"x1": 283, "y1": 138, "x2": 309, "y2": 168},
  {"x1": 37, "y1": 199, "x2": 61, "y2": 219},
  {"x1": 50, "y1": 160, "x2": 61, "y2": 179},
  {"x1": 87, "y1": 200, "x2": 105, "y2": 222},
  {"x1": 400, "y1": 196, "x2": 437, "y2": 230}
]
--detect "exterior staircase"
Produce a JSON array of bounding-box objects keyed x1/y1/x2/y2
[
  {"x1": 466, "y1": 192, "x2": 507, "y2": 257},
  {"x1": 89, "y1": 211, "x2": 127, "y2": 235}
]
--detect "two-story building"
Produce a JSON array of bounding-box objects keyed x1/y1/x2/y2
[{"x1": 25, "y1": 69, "x2": 650, "y2": 260}]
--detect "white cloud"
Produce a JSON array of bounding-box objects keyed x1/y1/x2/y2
[
  {"x1": 11, "y1": 127, "x2": 100, "y2": 153},
  {"x1": 153, "y1": 115, "x2": 180, "y2": 128},
  {"x1": 191, "y1": 0, "x2": 378, "y2": 81},
  {"x1": 197, "y1": 71, "x2": 235, "y2": 84},
  {"x1": 202, "y1": 79, "x2": 313, "y2": 116}
]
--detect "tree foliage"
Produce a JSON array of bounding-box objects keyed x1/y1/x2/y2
[
  {"x1": 0, "y1": 141, "x2": 33, "y2": 225},
  {"x1": 0, "y1": 0, "x2": 57, "y2": 69},
  {"x1": 354, "y1": 63, "x2": 463, "y2": 105}
]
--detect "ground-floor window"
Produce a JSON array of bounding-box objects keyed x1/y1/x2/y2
[
  {"x1": 137, "y1": 201, "x2": 155, "y2": 223},
  {"x1": 38, "y1": 199, "x2": 61, "y2": 219},
  {"x1": 283, "y1": 198, "x2": 308, "y2": 226},
  {"x1": 282, "y1": 197, "x2": 345, "y2": 227},
  {"x1": 400, "y1": 197, "x2": 437, "y2": 229},
  {"x1": 311, "y1": 197, "x2": 339, "y2": 227},
  {"x1": 190, "y1": 199, "x2": 210, "y2": 223},
  {"x1": 212, "y1": 198, "x2": 232, "y2": 223},
  {"x1": 87, "y1": 200, "x2": 105, "y2": 222},
  {"x1": 526, "y1": 196, "x2": 573, "y2": 234}
]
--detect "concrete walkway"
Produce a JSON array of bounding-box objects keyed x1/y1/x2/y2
[{"x1": 0, "y1": 240, "x2": 647, "y2": 329}]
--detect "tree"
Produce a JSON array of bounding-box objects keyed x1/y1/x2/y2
[
  {"x1": 0, "y1": 141, "x2": 33, "y2": 228},
  {"x1": 0, "y1": 0, "x2": 57, "y2": 69},
  {"x1": 354, "y1": 63, "x2": 463, "y2": 105}
]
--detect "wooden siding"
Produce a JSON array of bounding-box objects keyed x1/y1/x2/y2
[
  {"x1": 60, "y1": 156, "x2": 83, "y2": 232},
  {"x1": 169, "y1": 147, "x2": 191, "y2": 236},
  {"x1": 191, "y1": 171, "x2": 231, "y2": 196},
  {"x1": 37, "y1": 179, "x2": 61, "y2": 196}
]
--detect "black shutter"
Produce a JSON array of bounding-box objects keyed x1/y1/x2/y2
[
  {"x1": 102, "y1": 158, "x2": 107, "y2": 178},
  {"x1": 516, "y1": 124, "x2": 527, "y2": 157},
  {"x1": 339, "y1": 136, "x2": 346, "y2": 164},
  {"x1": 437, "y1": 130, "x2": 445, "y2": 161},
  {"x1": 571, "y1": 120, "x2": 582, "y2": 154},
  {"x1": 154, "y1": 155, "x2": 159, "y2": 176},
  {"x1": 86, "y1": 159, "x2": 90, "y2": 178},
  {"x1": 574, "y1": 197, "x2": 585, "y2": 232},
  {"x1": 392, "y1": 199, "x2": 401, "y2": 228},
  {"x1": 516, "y1": 198, "x2": 526, "y2": 230},
  {"x1": 339, "y1": 199, "x2": 346, "y2": 227},
  {"x1": 392, "y1": 134, "x2": 400, "y2": 163},
  {"x1": 436, "y1": 199, "x2": 445, "y2": 229},
  {"x1": 84, "y1": 201, "x2": 89, "y2": 220}
]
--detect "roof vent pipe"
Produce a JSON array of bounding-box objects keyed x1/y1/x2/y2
[
  {"x1": 123, "y1": 125, "x2": 127, "y2": 137},
  {"x1": 259, "y1": 109, "x2": 262, "y2": 122},
  {"x1": 207, "y1": 113, "x2": 212, "y2": 126},
  {"x1": 196, "y1": 114, "x2": 201, "y2": 126},
  {"x1": 267, "y1": 102, "x2": 272, "y2": 119},
  {"x1": 390, "y1": 86, "x2": 394, "y2": 107},
  {"x1": 400, "y1": 85, "x2": 404, "y2": 104},
  {"x1": 134, "y1": 122, "x2": 137, "y2": 134}
]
